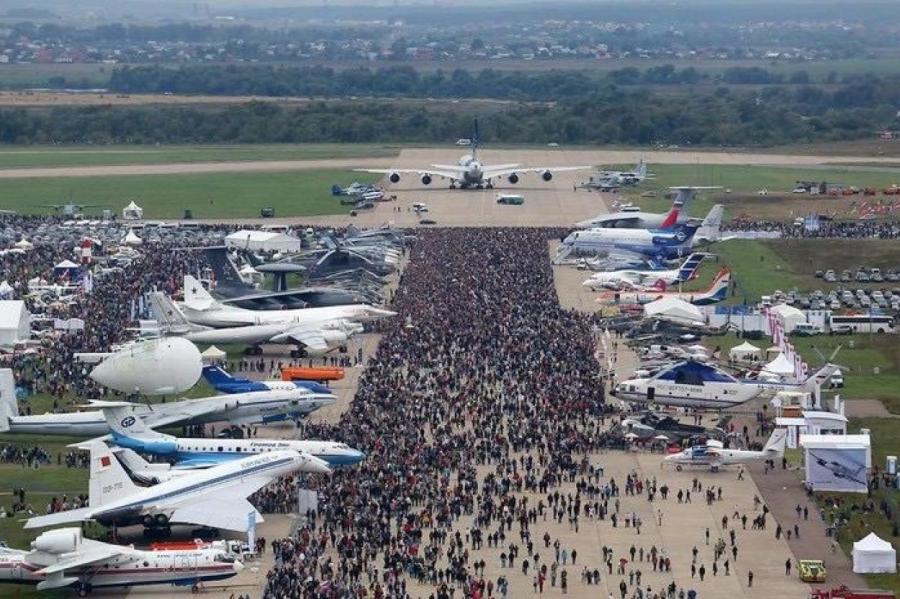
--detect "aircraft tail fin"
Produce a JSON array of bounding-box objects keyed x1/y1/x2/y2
[
  {"x1": 763, "y1": 428, "x2": 787, "y2": 454},
  {"x1": 0, "y1": 368, "x2": 17, "y2": 432},
  {"x1": 149, "y1": 292, "x2": 192, "y2": 332},
  {"x1": 202, "y1": 364, "x2": 235, "y2": 387},
  {"x1": 704, "y1": 268, "x2": 731, "y2": 301},
  {"x1": 677, "y1": 253, "x2": 706, "y2": 282},
  {"x1": 183, "y1": 275, "x2": 217, "y2": 310},
  {"x1": 695, "y1": 204, "x2": 725, "y2": 243},
  {"x1": 91, "y1": 401, "x2": 154, "y2": 438},
  {"x1": 472, "y1": 118, "x2": 480, "y2": 159},
  {"x1": 660, "y1": 207, "x2": 680, "y2": 229},
  {"x1": 88, "y1": 441, "x2": 139, "y2": 508},
  {"x1": 636, "y1": 159, "x2": 646, "y2": 179}
]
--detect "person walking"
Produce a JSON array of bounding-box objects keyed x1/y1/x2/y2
[{"x1": 785, "y1": 559, "x2": 792, "y2": 576}]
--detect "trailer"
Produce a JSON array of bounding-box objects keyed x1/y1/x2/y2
[{"x1": 810, "y1": 585, "x2": 895, "y2": 599}]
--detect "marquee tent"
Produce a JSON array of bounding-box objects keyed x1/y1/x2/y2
[
  {"x1": 729, "y1": 341, "x2": 762, "y2": 363},
  {"x1": 122, "y1": 201, "x2": 144, "y2": 221},
  {"x1": 852, "y1": 533, "x2": 896, "y2": 573},
  {"x1": 643, "y1": 297, "x2": 703, "y2": 324}
]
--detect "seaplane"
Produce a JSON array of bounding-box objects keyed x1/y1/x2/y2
[
  {"x1": 583, "y1": 253, "x2": 707, "y2": 291},
  {"x1": 595, "y1": 267, "x2": 731, "y2": 306}
]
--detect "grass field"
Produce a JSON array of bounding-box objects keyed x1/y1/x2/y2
[
  {"x1": 0, "y1": 144, "x2": 400, "y2": 169},
  {"x1": 619, "y1": 163, "x2": 900, "y2": 220},
  {"x1": 2, "y1": 169, "x2": 380, "y2": 218}
]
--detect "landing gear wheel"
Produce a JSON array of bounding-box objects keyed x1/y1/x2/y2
[
  {"x1": 675, "y1": 465, "x2": 683, "y2": 472},
  {"x1": 76, "y1": 582, "x2": 92, "y2": 597},
  {"x1": 338, "y1": 345, "x2": 348, "y2": 354}
]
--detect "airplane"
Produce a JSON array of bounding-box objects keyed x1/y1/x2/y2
[
  {"x1": 355, "y1": 120, "x2": 591, "y2": 189},
  {"x1": 25, "y1": 441, "x2": 329, "y2": 532},
  {"x1": 79, "y1": 337, "x2": 203, "y2": 396},
  {"x1": 178, "y1": 275, "x2": 395, "y2": 330},
  {"x1": 98, "y1": 401, "x2": 365, "y2": 467},
  {"x1": 149, "y1": 292, "x2": 362, "y2": 357},
  {"x1": 556, "y1": 204, "x2": 724, "y2": 263},
  {"x1": 595, "y1": 267, "x2": 731, "y2": 306},
  {"x1": 0, "y1": 527, "x2": 242, "y2": 595},
  {"x1": 0, "y1": 368, "x2": 335, "y2": 437},
  {"x1": 201, "y1": 365, "x2": 335, "y2": 395},
  {"x1": 664, "y1": 429, "x2": 787, "y2": 471},
  {"x1": 576, "y1": 187, "x2": 721, "y2": 229},
  {"x1": 595, "y1": 160, "x2": 653, "y2": 186},
  {"x1": 619, "y1": 411, "x2": 723, "y2": 443},
  {"x1": 613, "y1": 360, "x2": 840, "y2": 409},
  {"x1": 583, "y1": 252, "x2": 706, "y2": 291}
]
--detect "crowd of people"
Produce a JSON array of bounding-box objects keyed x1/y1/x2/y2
[{"x1": 724, "y1": 218, "x2": 900, "y2": 239}]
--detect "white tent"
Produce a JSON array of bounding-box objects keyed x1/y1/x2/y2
[
  {"x1": 225, "y1": 230, "x2": 302, "y2": 253},
  {"x1": 852, "y1": 533, "x2": 896, "y2": 573},
  {"x1": 763, "y1": 352, "x2": 796, "y2": 377},
  {"x1": 200, "y1": 345, "x2": 227, "y2": 364},
  {"x1": 770, "y1": 303, "x2": 807, "y2": 332},
  {"x1": 124, "y1": 229, "x2": 143, "y2": 246},
  {"x1": 0, "y1": 281, "x2": 13, "y2": 300},
  {"x1": 644, "y1": 297, "x2": 703, "y2": 324},
  {"x1": 729, "y1": 341, "x2": 762, "y2": 363},
  {"x1": 122, "y1": 201, "x2": 144, "y2": 221},
  {"x1": 0, "y1": 300, "x2": 31, "y2": 347},
  {"x1": 14, "y1": 238, "x2": 32, "y2": 250}
]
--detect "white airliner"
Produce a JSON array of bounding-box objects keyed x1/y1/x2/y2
[
  {"x1": 595, "y1": 267, "x2": 731, "y2": 306},
  {"x1": 664, "y1": 429, "x2": 787, "y2": 471},
  {"x1": 26, "y1": 442, "x2": 329, "y2": 532},
  {"x1": 0, "y1": 528, "x2": 242, "y2": 594},
  {"x1": 0, "y1": 368, "x2": 335, "y2": 436},
  {"x1": 150, "y1": 292, "x2": 361, "y2": 357},
  {"x1": 583, "y1": 253, "x2": 706, "y2": 291},
  {"x1": 355, "y1": 120, "x2": 590, "y2": 189},
  {"x1": 614, "y1": 360, "x2": 839, "y2": 409},
  {"x1": 178, "y1": 276, "x2": 395, "y2": 340},
  {"x1": 98, "y1": 401, "x2": 365, "y2": 468},
  {"x1": 576, "y1": 187, "x2": 721, "y2": 229},
  {"x1": 596, "y1": 160, "x2": 653, "y2": 186}
]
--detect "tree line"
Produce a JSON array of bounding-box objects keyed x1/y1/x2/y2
[{"x1": 1, "y1": 80, "x2": 897, "y2": 146}]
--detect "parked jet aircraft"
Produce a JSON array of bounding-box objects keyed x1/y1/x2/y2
[
  {"x1": 576, "y1": 187, "x2": 721, "y2": 229},
  {"x1": 595, "y1": 160, "x2": 653, "y2": 186},
  {"x1": 178, "y1": 275, "x2": 395, "y2": 331},
  {"x1": 150, "y1": 292, "x2": 361, "y2": 357},
  {"x1": 614, "y1": 360, "x2": 839, "y2": 409},
  {"x1": 99, "y1": 401, "x2": 365, "y2": 467},
  {"x1": 557, "y1": 204, "x2": 724, "y2": 263},
  {"x1": 664, "y1": 429, "x2": 787, "y2": 471},
  {"x1": 596, "y1": 267, "x2": 731, "y2": 306},
  {"x1": 356, "y1": 120, "x2": 590, "y2": 189},
  {"x1": 25, "y1": 441, "x2": 329, "y2": 532},
  {"x1": 201, "y1": 365, "x2": 334, "y2": 395},
  {"x1": 0, "y1": 527, "x2": 242, "y2": 594},
  {"x1": 0, "y1": 369, "x2": 334, "y2": 436},
  {"x1": 583, "y1": 253, "x2": 706, "y2": 291}
]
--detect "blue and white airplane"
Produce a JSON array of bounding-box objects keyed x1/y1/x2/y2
[
  {"x1": 202, "y1": 365, "x2": 334, "y2": 396},
  {"x1": 97, "y1": 401, "x2": 365, "y2": 468},
  {"x1": 555, "y1": 205, "x2": 724, "y2": 263}
]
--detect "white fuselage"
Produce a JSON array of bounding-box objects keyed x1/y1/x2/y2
[
  {"x1": 457, "y1": 154, "x2": 484, "y2": 184},
  {"x1": 180, "y1": 301, "x2": 383, "y2": 329},
  {"x1": 584, "y1": 268, "x2": 682, "y2": 290},
  {"x1": 615, "y1": 378, "x2": 764, "y2": 409},
  {"x1": 0, "y1": 545, "x2": 240, "y2": 590},
  {"x1": 6, "y1": 388, "x2": 332, "y2": 436}
]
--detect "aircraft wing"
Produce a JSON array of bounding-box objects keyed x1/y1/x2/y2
[
  {"x1": 37, "y1": 545, "x2": 131, "y2": 576},
  {"x1": 169, "y1": 495, "x2": 265, "y2": 532},
  {"x1": 483, "y1": 165, "x2": 592, "y2": 180},
  {"x1": 282, "y1": 328, "x2": 330, "y2": 352},
  {"x1": 25, "y1": 506, "x2": 95, "y2": 529},
  {"x1": 138, "y1": 398, "x2": 232, "y2": 430},
  {"x1": 354, "y1": 168, "x2": 464, "y2": 180}
]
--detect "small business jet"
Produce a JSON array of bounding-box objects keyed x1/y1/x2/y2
[
  {"x1": 664, "y1": 429, "x2": 787, "y2": 471},
  {"x1": 356, "y1": 120, "x2": 591, "y2": 189}
]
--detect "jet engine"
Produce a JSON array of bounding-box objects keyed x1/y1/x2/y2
[
  {"x1": 421, "y1": 174, "x2": 432, "y2": 185},
  {"x1": 541, "y1": 170, "x2": 553, "y2": 182},
  {"x1": 507, "y1": 173, "x2": 519, "y2": 184},
  {"x1": 389, "y1": 172, "x2": 400, "y2": 183},
  {"x1": 32, "y1": 529, "x2": 81, "y2": 554}
]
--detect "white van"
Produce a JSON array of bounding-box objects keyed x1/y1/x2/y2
[{"x1": 792, "y1": 323, "x2": 823, "y2": 336}]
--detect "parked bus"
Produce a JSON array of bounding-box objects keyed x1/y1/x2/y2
[{"x1": 828, "y1": 314, "x2": 895, "y2": 334}]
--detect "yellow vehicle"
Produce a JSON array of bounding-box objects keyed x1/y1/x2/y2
[{"x1": 799, "y1": 559, "x2": 827, "y2": 583}]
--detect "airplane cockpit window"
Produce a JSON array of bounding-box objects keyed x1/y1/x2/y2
[{"x1": 215, "y1": 553, "x2": 235, "y2": 563}]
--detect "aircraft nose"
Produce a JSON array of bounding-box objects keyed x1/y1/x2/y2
[
  {"x1": 302, "y1": 453, "x2": 332, "y2": 475},
  {"x1": 367, "y1": 307, "x2": 397, "y2": 319},
  {"x1": 349, "y1": 449, "x2": 366, "y2": 464}
]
